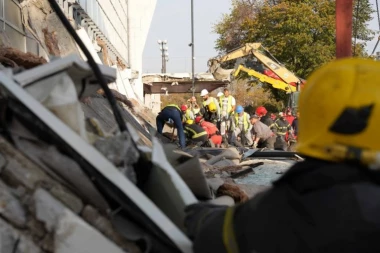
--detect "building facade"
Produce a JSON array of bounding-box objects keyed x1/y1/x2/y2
[{"x1": 2, "y1": 0, "x2": 156, "y2": 102}]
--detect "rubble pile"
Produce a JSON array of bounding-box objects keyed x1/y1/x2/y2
[
  {"x1": 0, "y1": 137, "x2": 140, "y2": 253},
  {"x1": 0, "y1": 47, "x2": 47, "y2": 69},
  {"x1": 0, "y1": 44, "x2": 297, "y2": 253},
  {"x1": 0, "y1": 54, "x2": 192, "y2": 252}
]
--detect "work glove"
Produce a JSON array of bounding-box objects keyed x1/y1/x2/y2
[
  {"x1": 253, "y1": 141, "x2": 258, "y2": 149},
  {"x1": 184, "y1": 203, "x2": 228, "y2": 240}
]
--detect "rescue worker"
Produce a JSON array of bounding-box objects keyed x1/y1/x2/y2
[
  {"x1": 219, "y1": 88, "x2": 236, "y2": 140},
  {"x1": 156, "y1": 104, "x2": 186, "y2": 149},
  {"x1": 183, "y1": 119, "x2": 208, "y2": 146},
  {"x1": 287, "y1": 111, "x2": 300, "y2": 152},
  {"x1": 195, "y1": 116, "x2": 222, "y2": 148},
  {"x1": 284, "y1": 107, "x2": 295, "y2": 125},
  {"x1": 181, "y1": 104, "x2": 194, "y2": 123},
  {"x1": 272, "y1": 112, "x2": 294, "y2": 150},
  {"x1": 216, "y1": 91, "x2": 224, "y2": 98},
  {"x1": 249, "y1": 114, "x2": 276, "y2": 149},
  {"x1": 200, "y1": 89, "x2": 220, "y2": 125},
  {"x1": 255, "y1": 106, "x2": 273, "y2": 126},
  {"x1": 270, "y1": 113, "x2": 277, "y2": 121},
  {"x1": 187, "y1": 96, "x2": 201, "y2": 116},
  {"x1": 230, "y1": 105, "x2": 253, "y2": 147},
  {"x1": 291, "y1": 111, "x2": 300, "y2": 136},
  {"x1": 185, "y1": 58, "x2": 380, "y2": 253}
]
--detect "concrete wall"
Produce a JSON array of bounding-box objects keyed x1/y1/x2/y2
[
  {"x1": 6, "y1": 0, "x2": 155, "y2": 105},
  {"x1": 144, "y1": 94, "x2": 161, "y2": 113},
  {"x1": 127, "y1": 0, "x2": 157, "y2": 102},
  {"x1": 74, "y1": 0, "x2": 157, "y2": 102}
]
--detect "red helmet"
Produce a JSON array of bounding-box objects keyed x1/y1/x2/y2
[
  {"x1": 195, "y1": 116, "x2": 203, "y2": 124},
  {"x1": 181, "y1": 104, "x2": 188, "y2": 111},
  {"x1": 255, "y1": 106, "x2": 268, "y2": 117}
]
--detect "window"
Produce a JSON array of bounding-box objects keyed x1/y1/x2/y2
[
  {"x1": 5, "y1": 24, "x2": 24, "y2": 50},
  {"x1": 5, "y1": 0, "x2": 22, "y2": 30},
  {"x1": 1, "y1": 0, "x2": 42, "y2": 54}
]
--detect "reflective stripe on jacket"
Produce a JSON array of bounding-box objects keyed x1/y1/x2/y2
[
  {"x1": 184, "y1": 124, "x2": 208, "y2": 139},
  {"x1": 273, "y1": 118, "x2": 291, "y2": 135},
  {"x1": 234, "y1": 112, "x2": 250, "y2": 132},
  {"x1": 165, "y1": 104, "x2": 181, "y2": 112},
  {"x1": 219, "y1": 95, "x2": 233, "y2": 114},
  {"x1": 182, "y1": 109, "x2": 194, "y2": 122},
  {"x1": 202, "y1": 97, "x2": 220, "y2": 117}
]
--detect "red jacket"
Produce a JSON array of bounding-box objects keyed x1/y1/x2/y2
[
  {"x1": 285, "y1": 115, "x2": 295, "y2": 125},
  {"x1": 200, "y1": 121, "x2": 218, "y2": 137}
]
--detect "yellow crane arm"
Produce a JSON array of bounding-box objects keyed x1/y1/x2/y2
[
  {"x1": 233, "y1": 65, "x2": 296, "y2": 92},
  {"x1": 251, "y1": 50, "x2": 300, "y2": 84},
  {"x1": 218, "y1": 43, "x2": 262, "y2": 62},
  {"x1": 210, "y1": 42, "x2": 303, "y2": 92}
]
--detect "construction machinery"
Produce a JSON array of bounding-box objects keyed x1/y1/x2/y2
[{"x1": 208, "y1": 43, "x2": 305, "y2": 111}]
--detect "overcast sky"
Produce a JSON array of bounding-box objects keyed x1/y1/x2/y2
[{"x1": 142, "y1": 0, "x2": 380, "y2": 74}]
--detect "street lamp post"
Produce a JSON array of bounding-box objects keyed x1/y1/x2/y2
[{"x1": 158, "y1": 40, "x2": 169, "y2": 73}]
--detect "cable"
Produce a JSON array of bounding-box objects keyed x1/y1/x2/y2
[
  {"x1": 353, "y1": 0, "x2": 361, "y2": 56},
  {"x1": 376, "y1": 0, "x2": 380, "y2": 30},
  {"x1": 47, "y1": 0, "x2": 127, "y2": 132}
]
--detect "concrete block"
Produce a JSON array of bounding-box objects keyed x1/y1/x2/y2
[
  {"x1": 0, "y1": 137, "x2": 58, "y2": 195},
  {"x1": 49, "y1": 185, "x2": 83, "y2": 214},
  {"x1": 0, "y1": 218, "x2": 41, "y2": 253},
  {"x1": 33, "y1": 189, "x2": 125, "y2": 253},
  {"x1": 0, "y1": 153, "x2": 6, "y2": 173},
  {"x1": 55, "y1": 210, "x2": 125, "y2": 253},
  {"x1": 33, "y1": 188, "x2": 66, "y2": 232},
  {"x1": 1, "y1": 150, "x2": 50, "y2": 190},
  {"x1": 81, "y1": 205, "x2": 140, "y2": 253},
  {"x1": 0, "y1": 180, "x2": 26, "y2": 227}
]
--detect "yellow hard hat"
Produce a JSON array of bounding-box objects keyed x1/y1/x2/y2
[
  {"x1": 297, "y1": 58, "x2": 380, "y2": 167},
  {"x1": 208, "y1": 102, "x2": 217, "y2": 113},
  {"x1": 186, "y1": 119, "x2": 194, "y2": 124}
]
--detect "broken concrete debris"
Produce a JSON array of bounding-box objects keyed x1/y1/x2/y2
[
  {"x1": 0, "y1": 47, "x2": 47, "y2": 69},
  {"x1": 0, "y1": 45, "x2": 296, "y2": 253}
]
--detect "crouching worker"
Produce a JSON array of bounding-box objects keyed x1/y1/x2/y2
[
  {"x1": 183, "y1": 119, "x2": 208, "y2": 146},
  {"x1": 184, "y1": 59, "x2": 380, "y2": 253},
  {"x1": 156, "y1": 104, "x2": 186, "y2": 149},
  {"x1": 249, "y1": 114, "x2": 276, "y2": 149},
  {"x1": 195, "y1": 116, "x2": 222, "y2": 148}
]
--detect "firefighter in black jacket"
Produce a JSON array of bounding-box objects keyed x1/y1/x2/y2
[
  {"x1": 272, "y1": 112, "x2": 293, "y2": 150},
  {"x1": 183, "y1": 119, "x2": 208, "y2": 146},
  {"x1": 184, "y1": 58, "x2": 380, "y2": 253}
]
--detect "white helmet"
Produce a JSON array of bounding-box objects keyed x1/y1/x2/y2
[
  {"x1": 200, "y1": 89, "x2": 209, "y2": 97},
  {"x1": 217, "y1": 92, "x2": 223, "y2": 97}
]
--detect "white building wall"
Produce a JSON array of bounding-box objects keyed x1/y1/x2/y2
[
  {"x1": 127, "y1": 0, "x2": 157, "y2": 102},
  {"x1": 76, "y1": 0, "x2": 129, "y2": 62},
  {"x1": 144, "y1": 94, "x2": 161, "y2": 114},
  {"x1": 75, "y1": 0, "x2": 157, "y2": 101}
]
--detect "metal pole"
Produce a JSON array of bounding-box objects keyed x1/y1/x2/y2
[
  {"x1": 336, "y1": 0, "x2": 353, "y2": 58},
  {"x1": 191, "y1": 0, "x2": 195, "y2": 96},
  {"x1": 161, "y1": 42, "x2": 164, "y2": 73},
  {"x1": 164, "y1": 54, "x2": 167, "y2": 73}
]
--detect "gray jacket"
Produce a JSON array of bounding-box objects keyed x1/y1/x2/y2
[{"x1": 251, "y1": 120, "x2": 273, "y2": 140}]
